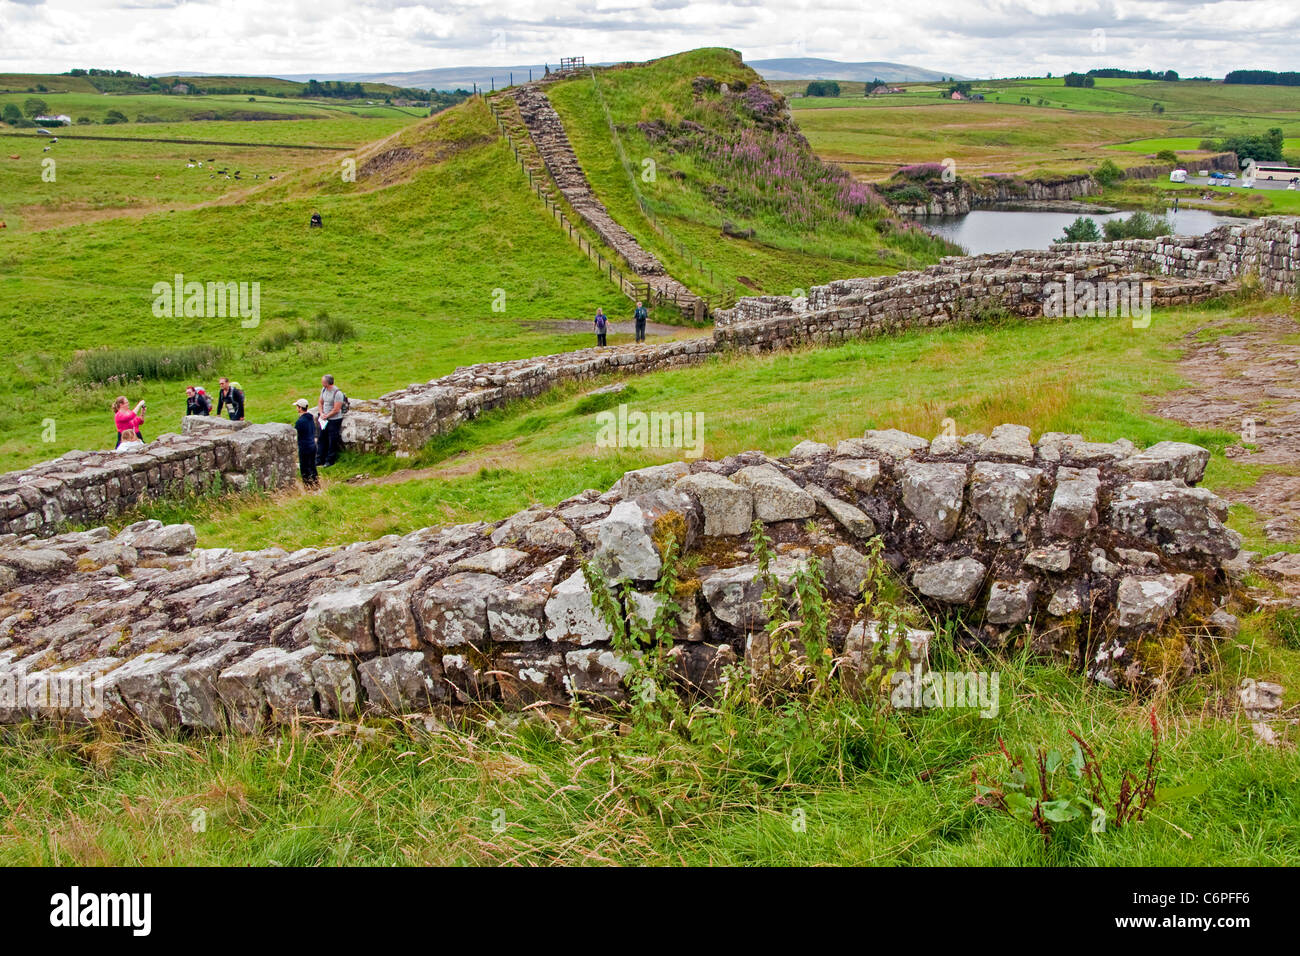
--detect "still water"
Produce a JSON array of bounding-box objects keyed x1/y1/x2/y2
[{"x1": 924, "y1": 208, "x2": 1252, "y2": 256}]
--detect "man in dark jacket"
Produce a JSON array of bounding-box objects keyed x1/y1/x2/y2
[
  {"x1": 633, "y1": 300, "x2": 648, "y2": 343},
  {"x1": 293, "y1": 398, "x2": 318, "y2": 486},
  {"x1": 217, "y1": 378, "x2": 245, "y2": 421},
  {"x1": 594, "y1": 308, "x2": 608, "y2": 347}
]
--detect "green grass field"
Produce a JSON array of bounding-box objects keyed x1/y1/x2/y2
[
  {"x1": 2, "y1": 54, "x2": 1299, "y2": 868},
  {"x1": 0, "y1": 98, "x2": 667, "y2": 470},
  {"x1": 786, "y1": 75, "x2": 1300, "y2": 183}
]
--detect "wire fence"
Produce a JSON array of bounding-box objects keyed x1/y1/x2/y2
[
  {"x1": 587, "y1": 68, "x2": 741, "y2": 311},
  {"x1": 486, "y1": 95, "x2": 652, "y2": 304}
]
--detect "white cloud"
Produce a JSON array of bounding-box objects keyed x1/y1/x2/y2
[{"x1": 0, "y1": 0, "x2": 1294, "y2": 77}]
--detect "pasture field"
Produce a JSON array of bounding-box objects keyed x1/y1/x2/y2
[
  {"x1": 0, "y1": 99, "x2": 676, "y2": 471},
  {"x1": 787, "y1": 76, "x2": 1300, "y2": 181}
]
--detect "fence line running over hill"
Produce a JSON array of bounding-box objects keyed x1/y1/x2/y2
[
  {"x1": 503, "y1": 82, "x2": 714, "y2": 319},
  {"x1": 585, "y1": 68, "x2": 740, "y2": 312},
  {"x1": 484, "y1": 95, "x2": 651, "y2": 305}
]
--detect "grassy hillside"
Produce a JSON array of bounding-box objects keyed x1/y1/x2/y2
[
  {"x1": 0, "y1": 98, "x2": 660, "y2": 470},
  {"x1": 544, "y1": 49, "x2": 957, "y2": 295},
  {"x1": 128, "y1": 296, "x2": 1292, "y2": 559}
]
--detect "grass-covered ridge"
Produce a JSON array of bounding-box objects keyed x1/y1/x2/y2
[
  {"x1": 544, "y1": 49, "x2": 958, "y2": 295},
  {"x1": 0, "y1": 96, "x2": 653, "y2": 470}
]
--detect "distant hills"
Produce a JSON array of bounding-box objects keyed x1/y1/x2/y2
[
  {"x1": 165, "y1": 56, "x2": 957, "y2": 91},
  {"x1": 747, "y1": 57, "x2": 957, "y2": 82}
]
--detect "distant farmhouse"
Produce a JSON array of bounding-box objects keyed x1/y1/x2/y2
[{"x1": 33, "y1": 114, "x2": 72, "y2": 126}]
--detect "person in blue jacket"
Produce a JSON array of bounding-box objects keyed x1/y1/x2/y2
[{"x1": 594, "y1": 307, "x2": 608, "y2": 346}]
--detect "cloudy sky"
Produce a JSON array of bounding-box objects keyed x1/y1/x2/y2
[{"x1": 1, "y1": 0, "x2": 1295, "y2": 79}]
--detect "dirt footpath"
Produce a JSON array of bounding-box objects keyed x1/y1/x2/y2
[
  {"x1": 1156, "y1": 314, "x2": 1300, "y2": 542},
  {"x1": 1154, "y1": 312, "x2": 1300, "y2": 603}
]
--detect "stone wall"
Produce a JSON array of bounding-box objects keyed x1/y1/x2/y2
[
  {"x1": 0, "y1": 425, "x2": 1242, "y2": 732},
  {"x1": 344, "y1": 337, "x2": 715, "y2": 454},
  {"x1": 0, "y1": 419, "x2": 296, "y2": 538},
  {"x1": 348, "y1": 217, "x2": 1297, "y2": 456},
  {"x1": 714, "y1": 217, "x2": 1300, "y2": 348}
]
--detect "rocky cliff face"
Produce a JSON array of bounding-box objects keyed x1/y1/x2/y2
[
  {"x1": 0, "y1": 425, "x2": 1240, "y2": 733},
  {"x1": 890, "y1": 174, "x2": 1099, "y2": 217}
]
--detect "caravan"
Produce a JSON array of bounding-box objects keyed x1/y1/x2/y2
[{"x1": 1169, "y1": 168, "x2": 1188, "y2": 183}]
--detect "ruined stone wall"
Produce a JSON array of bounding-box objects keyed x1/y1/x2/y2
[
  {"x1": 0, "y1": 425, "x2": 1241, "y2": 732},
  {"x1": 0, "y1": 419, "x2": 297, "y2": 539},
  {"x1": 714, "y1": 217, "x2": 1299, "y2": 349},
  {"x1": 344, "y1": 337, "x2": 715, "y2": 454}
]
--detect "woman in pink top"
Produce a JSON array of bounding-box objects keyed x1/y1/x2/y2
[{"x1": 113, "y1": 395, "x2": 147, "y2": 448}]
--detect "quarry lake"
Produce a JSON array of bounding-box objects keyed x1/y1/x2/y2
[{"x1": 925, "y1": 207, "x2": 1253, "y2": 255}]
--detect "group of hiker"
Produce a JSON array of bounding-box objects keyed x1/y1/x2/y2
[
  {"x1": 183, "y1": 378, "x2": 246, "y2": 421},
  {"x1": 110, "y1": 373, "x2": 349, "y2": 488},
  {"x1": 594, "y1": 300, "x2": 649, "y2": 346},
  {"x1": 105, "y1": 299, "x2": 650, "y2": 484}
]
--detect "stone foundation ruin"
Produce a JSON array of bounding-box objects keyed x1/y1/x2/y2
[{"x1": 0, "y1": 425, "x2": 1242, "y2": 732}]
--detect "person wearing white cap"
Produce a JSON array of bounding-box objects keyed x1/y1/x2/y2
[{"x1": 292, "y1": 398, "x2": 318, "y2": 486}]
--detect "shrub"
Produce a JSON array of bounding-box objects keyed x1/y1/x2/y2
[
  {"x1": 1102, "y1": 211, "x2": 1171, "y2": 240},
  {"x1": 1092, "y1": 159, "x2": 1123, "y2": 187},
  {"x1": 254, "y1": 311, "x2": 356, "y2": 352},
  {"x1": 1156, "y1": 149, "x2": 1179, "y2": 164},
  {"x1": 1055, "y1": 216, "x2": 1102, "y2": 244},
  {"x1": 1, "y1": 104, "x2": 20, "y2": 125},
  {"x1": 103, "y1": 109, "x2": 128, "y2": 124}
]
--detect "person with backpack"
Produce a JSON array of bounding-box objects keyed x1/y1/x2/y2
[
  {"x1": 633, "y1": 300, "x2": 648, "y2": 343},
  {"x1": 217, "y1": 377, "x2": 245, "y2": 421},
  {"x1": 317, "y1": 373, "x2": 346, "y2": 467},
  {"x1": 594, "y1": 307, "x2": 608, "y2": 346},
  {"x1": 293, "y1": 398, "x2": 319, "y2": 486},
  {"x1": 185, "y1": 386, "x2": 211, "y2": 417}
]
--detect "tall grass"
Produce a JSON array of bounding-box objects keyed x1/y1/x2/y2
[{"x1": 65, "y1": 344, "x2": 226, "y2": 385}]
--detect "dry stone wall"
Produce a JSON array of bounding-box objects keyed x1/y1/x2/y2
[
  {"x1": 0, "y1": 424, "x2": 1241, "y2": 732},
  {"x1": 0, "y1": 418, "x2": 296, "y2": 539},
  {"x1": 6, "y1": 219, "x2": 1296, "y2": 536},
  {"x1": 714, "y1": 216, "x2": 1299, "y2": 348}
]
